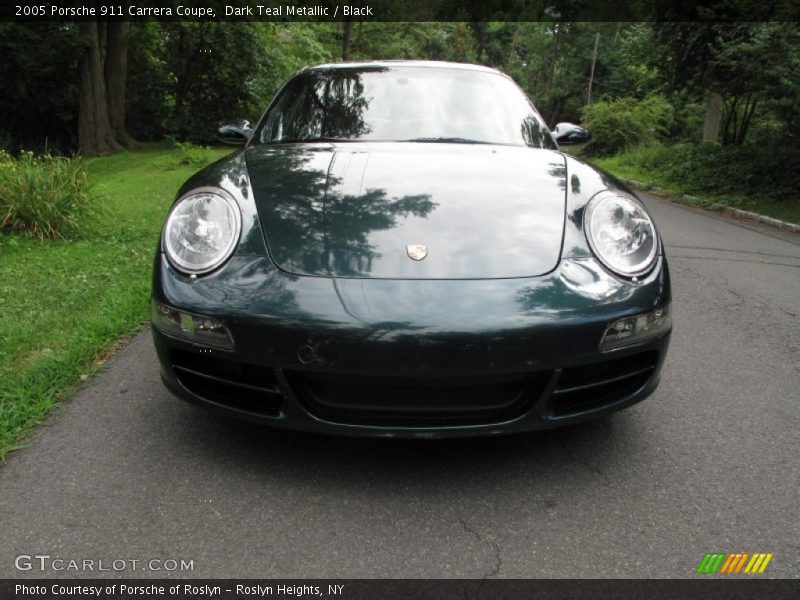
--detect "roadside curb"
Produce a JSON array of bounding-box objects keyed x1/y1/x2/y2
[
  {"x1": 623, "y1": 179, "x2": 800, "y2": 233},
  {"x1": 709, "y1": 204, "x2": 800, "y2": 233}
]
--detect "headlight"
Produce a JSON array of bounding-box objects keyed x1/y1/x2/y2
[
  {"x1": 584, "y1": 191, "x2": 658, "y2": 277},
  {"x1": 163, "y1": 187, "x2": 241, "y2": 275}
]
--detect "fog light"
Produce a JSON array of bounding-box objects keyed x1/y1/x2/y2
[
  {"x1": 151, "y1": 300, "x2": 234, "y2": 349},
  {"x1": 601, "y1": 304, "x2": 671, "y2": 350}
]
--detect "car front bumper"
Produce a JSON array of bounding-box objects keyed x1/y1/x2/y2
[{"x1": 152, "y1": 254, "x2": 671, "y2": 438}]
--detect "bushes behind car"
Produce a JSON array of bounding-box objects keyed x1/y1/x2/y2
[
  {"x1": 580, "y1": 95, "x2": 675, "y2": 156},
  {"x1": 0, "y1": 150, "x2": 98, "y2": 240},
  {"x1": 612, "y1": 142, "x2": 800, "y2": 203}
]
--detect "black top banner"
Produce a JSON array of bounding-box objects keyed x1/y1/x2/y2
[{"x1": 5, "y1": 0, "x2": 800, "y2": 22}]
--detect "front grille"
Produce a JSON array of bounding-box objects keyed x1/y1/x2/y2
[
  {"x1": 550, "y1": 351, "x2": 658, "y2": 416},
  {"x1": 170, "y1": 350, "x2": 284, "y2": 416},
  {"x1": 287, "y1": 371, "x2": 551, "y2": 426}
]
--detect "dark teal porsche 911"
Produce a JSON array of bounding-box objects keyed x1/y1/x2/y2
[{"x1": 151, "y1": 61, "x2": 671, "y2": 437}]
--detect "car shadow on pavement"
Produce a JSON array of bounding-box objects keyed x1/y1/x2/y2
[{"x1": 163, "y1": 404, "x2": 636, "y2": 493}]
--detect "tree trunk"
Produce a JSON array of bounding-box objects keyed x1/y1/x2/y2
[
  {"x1": 342, "y1": 21, "x2": 353, "y2": 60},
  {"x1": 105, "y1": 22, "x2": 135, "y2": 147},
  {"x1": 78, "y1": 21, "x2": 122, "y2": 156},
  {"x1": 470, "y1": 23, "x2": 486, "y2": 63},
  {"x1": 721, "y1": 96, "x2": 745, "y2": 145},
  {"x1": 586, "y1": 32, "x2": 600, "y2": 106},
  {"x1": 737, "y1": 97, "x2": 757, "y2": 145},
  {"x1": 548, "y1": 96, "x2": 567, "y2": 126},
  {"x1": 546, "y1": 25, "x2": 559, "y2": 92},
  {"x1": 506, "y1": 27, "x2": 520, "y2": 68},
  {"x1": 702, "y1": 91, "x2": 723, "y2": 143}
]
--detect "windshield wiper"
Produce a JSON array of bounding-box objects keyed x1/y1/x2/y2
[
  {"x1": 266, "y1": 137, "x2": 354, "y2": 144},
  {"x1": 401, "y1": 137, "x2": 491, "y2": 144}
]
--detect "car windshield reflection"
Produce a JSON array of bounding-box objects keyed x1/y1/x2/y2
[{"x1": 256, "y1": 66, "x2": 555, "y2": 149}]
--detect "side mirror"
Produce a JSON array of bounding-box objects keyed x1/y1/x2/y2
[
  {"x1": 552, "y1": 122, "x2": 591, "y2": 145},
  {"x1": 218, "y1": 120, "x2": 253, "y2": 145}
]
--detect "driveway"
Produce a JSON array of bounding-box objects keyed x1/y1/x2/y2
[{"x1": 1, "y1": 193, "x2": 798, "y2": 578}]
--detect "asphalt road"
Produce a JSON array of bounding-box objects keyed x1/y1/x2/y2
[{"x1": 1, "y1": 193, "x2": 798, "y2": 579}]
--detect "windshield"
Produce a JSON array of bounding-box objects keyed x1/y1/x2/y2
[{"x1": 255, "y1": 66, "x2": 555, "y2": 148}]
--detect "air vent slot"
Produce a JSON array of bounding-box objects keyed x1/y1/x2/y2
[
  {"x1": 171, "y1": 350, "x2": 283, "y2": 416},
  {"x1": 550, "y1": 351, "x2": 658, "y2": 416}
]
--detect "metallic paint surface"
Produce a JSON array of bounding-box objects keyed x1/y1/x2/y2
[
  {"x1": 244, "y1": 144, "x2": 568, "y2": 279},
  {"x1": 156, "y1": 141, "x2": 671, "y2": 436}
]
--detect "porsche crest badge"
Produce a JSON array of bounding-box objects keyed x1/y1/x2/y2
[{"x1": 406, "y1": 244, "x2": 428, "y2": 261}]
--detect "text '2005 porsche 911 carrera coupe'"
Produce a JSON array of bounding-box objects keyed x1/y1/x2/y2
[{"x1": 151, "y1": 61, "x2": 671, "y2": 437}]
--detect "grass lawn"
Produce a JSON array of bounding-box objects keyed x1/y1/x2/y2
[
  {"x1": 590, "y1": 149, "x2": 800, "y2": 226},
  {"x1": 0, "y1": 143, "x2": 230, "y2": 460}
]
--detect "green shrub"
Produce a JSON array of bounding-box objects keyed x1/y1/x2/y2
[
  {"x1": 0, "y1": 150, "x2": 96, "y2": 240},
  {"x1": 581, "y1": 95, "x2": 674, "y2": 156},
  {"x1": 173, "y1": 141, "x2": 216, "y2": 167},
  {"x1": 599, "y1": 142, "x2": 800, "y2": 203},
  {"x1": 663, "y1": 143, "x2": 799, "y2": 202}
]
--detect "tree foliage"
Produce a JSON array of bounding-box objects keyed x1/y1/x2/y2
[
  {"x1": 161, "y1": 23, "x2": 264, "y2": 143},
  {"x1": 0, "y1": 20, "x2": 798, "y2": 155},
  {"x1": 0, "y1": 24, "x2": 83, "y2": 153},
  {"x1": 581, "y1": 94, "x2": 674, "y2": 155}
]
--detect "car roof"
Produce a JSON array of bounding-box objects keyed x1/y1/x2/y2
[{"x1": 298, "y1": 60, "x2": 509, "y2": 78}]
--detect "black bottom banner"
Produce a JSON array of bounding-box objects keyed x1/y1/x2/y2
[{"x1": 3, "y1": 579, "x2": 799, "y2": 600}]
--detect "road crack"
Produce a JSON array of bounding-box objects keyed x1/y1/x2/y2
[
  {"x1": 457, "y1": 515, "x2": 502, "y2": 579},
  {"x1": 557, "y1": 433, "x2": 612, "y2": 486}
]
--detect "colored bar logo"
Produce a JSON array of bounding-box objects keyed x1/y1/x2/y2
[{"x1": 696, "y1": 552, "x2": 773, "y2": 574}]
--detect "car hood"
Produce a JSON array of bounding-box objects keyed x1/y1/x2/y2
[{"x1": 245, "y1": 143, "x2": 566, "y2": 279}]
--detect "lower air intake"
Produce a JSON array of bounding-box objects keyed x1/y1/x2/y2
[
  {"x1": 550, "y1": 350, "x2": 658, "y2": 416},
  {"x1": 287, "y1": 371, "x2": 551, "y2": 427},
  {"x1": 170, "y1": 350, "x2": 284, "y2": 416}
]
